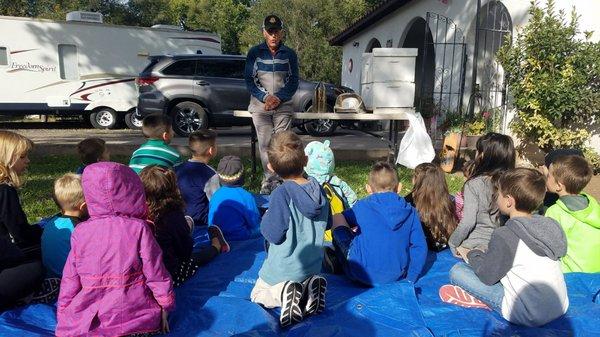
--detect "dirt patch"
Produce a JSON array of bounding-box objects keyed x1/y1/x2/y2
[{"x1": 584, "y1": 174, "x2": 600, "y2": 201}]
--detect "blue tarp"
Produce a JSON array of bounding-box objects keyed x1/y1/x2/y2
[{"x1": 1, "y1": 235, "x2": 599, "y2": 336}]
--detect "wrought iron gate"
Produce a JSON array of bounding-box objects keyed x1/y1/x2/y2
[
  {"x1": 418, "y1": 12, "x2": 468, "y2": 136},
  {"x1": 473, "y1": 0, "x2": 512, "y2": 131}
]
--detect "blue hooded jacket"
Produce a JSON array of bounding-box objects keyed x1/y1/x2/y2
[
  {"x1": 259, "y1": 178, "x2": 330, "y2": 285},
  {"x1": 342, "y1": 192, "x2": 427, "y2": 285}
]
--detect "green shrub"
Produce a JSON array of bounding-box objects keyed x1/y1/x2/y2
[{"x1": 497, "y1": 0, "x2": 600, "y2": 171}]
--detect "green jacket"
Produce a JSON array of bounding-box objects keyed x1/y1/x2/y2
[{"x1": 545, "y1": 193, "x2": 600, "y2": 273}]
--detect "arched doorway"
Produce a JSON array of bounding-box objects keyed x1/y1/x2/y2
[
  {"x1": 365, "y1": 38, "x2": 382, "y2": 53},
  {"x1": 401, "y1": 17, "x2": 435, "y2": 116}
]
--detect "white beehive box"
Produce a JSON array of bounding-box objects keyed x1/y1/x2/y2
[{"x1": 360, "y1": 48, "x2": 417, "y2": 112}]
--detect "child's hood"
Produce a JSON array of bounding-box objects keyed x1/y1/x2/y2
[
  {"x1": 560, "y1": 194, "x2": 600, "y2": 229},
  {"x1": 304, "y1": 140, "x2": 334, "y2": 179},
  {"x1": 363, "y1": 192, "x2": 416, "y2": 230},
  {"x1": 81, "y1": 162, "x2": 148, "y2": 219},
  {"x1": 506, "y1": 215, "x2": 567, "y2": 260},
  {"x1": 284, "y1": 177, "x2": 328, "y2": 220}
]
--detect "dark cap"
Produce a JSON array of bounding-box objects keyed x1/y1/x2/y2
[
  {"x1": 263, "y1": 15, "x2": 283, "y2": 31},
  {"x1": 217, "y1": 155, "x2": 244, "y2": 187}
]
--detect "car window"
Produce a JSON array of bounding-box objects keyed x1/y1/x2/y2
[
  {"x1": 162, "y1": 60, "x2": 196, "y2": 76},
  {"x1": 141, "y1": 58, "x2": 161, "y2": 74},
  {"x1": 197, "y1": 59, "x2": 245, "y2": 79}
]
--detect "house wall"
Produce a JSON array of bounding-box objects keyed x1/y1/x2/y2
[{"x1": 340, "y1": 0, "x2": 600, "y2": 151}]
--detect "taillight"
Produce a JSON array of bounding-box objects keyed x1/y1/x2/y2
[{"x1": 136, "y1": 76, "x2": 159, "y2": 86}]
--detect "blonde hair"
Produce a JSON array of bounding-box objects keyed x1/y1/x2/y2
[
  {"x1": 0, "y1": 130, "x2": 33, "y2": 187},
  {"x1": 54, "y1": 173, "x2": 85, "y2": 211},
  {"x1": 368, "y1": 161, "x2": 399, "y2": 192}
]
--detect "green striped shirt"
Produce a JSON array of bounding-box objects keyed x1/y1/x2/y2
[{"x1": 129, "y1": 139, "x2": 182, "y2": 174}]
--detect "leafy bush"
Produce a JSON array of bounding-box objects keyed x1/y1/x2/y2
[{"x1": 497, "y1": 0, "x2": 600, "y2": 170}]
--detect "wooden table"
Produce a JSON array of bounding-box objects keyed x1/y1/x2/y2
[{"x1": 234, "y1": 110, "x2": 414, "y2": 173}]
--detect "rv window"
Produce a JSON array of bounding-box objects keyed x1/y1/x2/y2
[
  {"x1": 0, "y1": 47, "x2": 7, "y2": 66},
  {"x1": 198, "y1": 60, "x2": 245, "y2": 79},
  {"x1": 162, "y1": 60, "x2": 196, "y2": 76},
  {"x1": 58, "y1": 44, "x2": 79, "y2": 80}
]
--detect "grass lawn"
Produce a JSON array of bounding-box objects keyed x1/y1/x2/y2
[{"x1": 21, "y1": 154, "x2": 465, "y2": 223}]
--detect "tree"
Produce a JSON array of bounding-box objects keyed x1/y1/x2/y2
[
  {"x1": 167, "y1": 0, "x2": 250, "y2": 54},
  {"x1": 497, "y1": 0, "x2": 600, "y2": 169},
  {"x1": 239, "y1": 0, "x2": 369, "y2": 84}
]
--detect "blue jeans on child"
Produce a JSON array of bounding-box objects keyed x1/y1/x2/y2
[
  {"x1": 330, "y1": 226, "x2": 355, "y2": 276},
  {"x1": 449, "y1": 262, "x2": 504, "y2": 313}
]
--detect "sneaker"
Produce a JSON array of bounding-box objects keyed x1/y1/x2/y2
[
  {"x1": 279, "y1": 281, "x2": 304, "y2": 327},
  {"x1": 31, "y1": 278, "x2": 61, "y2": 303},
  {"x1": 439, "y1": 284, "x2": 490, "y2": 310},
  {"x1": 304, "y1": 275, "x2": 327, "y2": 316},
  {"x1": 207, "y1": 225, "x2": 230, "y2": 253},
  {"x1": 322, "y1": 247, "x2": 342, "y2": 275}
]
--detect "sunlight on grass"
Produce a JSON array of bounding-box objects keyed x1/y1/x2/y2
[{"x1": 21, "y1": 154, "x2": 464, "y2": 223}]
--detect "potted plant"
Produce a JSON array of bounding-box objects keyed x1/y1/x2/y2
[
  {"x1": 465, "y1": 119, "x2": 486, "y2": 148},
  {"x1": 439, "y1": 111, "x2": 466, "y2": 172}
]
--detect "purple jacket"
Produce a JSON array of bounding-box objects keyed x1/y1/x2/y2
[{"x1": 56, "y1": 162, "x2": 175, "y2": 337}]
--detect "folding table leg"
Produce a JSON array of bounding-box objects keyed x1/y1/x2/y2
[{"x1": 251, "y1": 124, "x2": 257, "y2": 174}]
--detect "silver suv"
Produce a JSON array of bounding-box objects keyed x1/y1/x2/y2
[{"x1": 136, "y1": 54, "x2": 352, "y2": 137}]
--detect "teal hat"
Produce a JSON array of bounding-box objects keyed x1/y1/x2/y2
[{"x1": 304, "y1": 140, "x2": 334, "y2": 179}]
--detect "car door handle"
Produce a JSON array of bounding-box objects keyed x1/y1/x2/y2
[{"x1": 195, "y1": 80, "x2": 210, "y2": 86}]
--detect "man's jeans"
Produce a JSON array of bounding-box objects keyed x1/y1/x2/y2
[
  {"x1": 449, "y1": 262, "x2": 504, "y2": 313},
  {"x1": 251, "y1": 110, "x2": 292, "y2": 180}
]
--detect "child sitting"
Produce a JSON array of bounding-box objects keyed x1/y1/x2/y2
[
  {"x1": 328, "y1": 162, "x2": 427, "y2": 286},
  {"x1": 405, "y1": 163, "x2": 458, "y2": 252},
  {"x1": 140, "y1": 165, "x2": 229, "y2": 287},
  {"x1": 56, "y1": 162, "x2": 174, "y2": 336},
  {"x1": 441, "y1": 168, "x2": 568, "y2": 327},
  {"x1": 75, "y1": 137, "x2": 110, "y2": 174},
  {"x1": 0, "y1": 130, "x2": 43, "y2": 310},
  {"x1": 129, "y1": 114, "x2": 181, "y2": 174},
  {"x1": 175, "y1": 130, "x2": 220, "y2": 227},
  {"x1": 41, "y1": 174, "x2": 86, "y2": 279},
  {"x1": 250, "y1": 131, "x2": 329, "y2": 327},
  {"x1": 448, "y1": 132, "x2": 515, "y2": 255},
  {"x1": 544, "y1": 155, "x2": 600, "y2": 273},
  {"x1": 208, "y1": 156, "x2": 261, "y2": 241},
  {"x1": 538, "y1": 148, "x2": 584, "y2": 213},
  {"x1": 304, "y1": 140, "x2": 357, "y2": 210}
]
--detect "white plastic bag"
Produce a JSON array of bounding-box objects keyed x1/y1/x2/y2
[{"x1": 396, "y1": 112, "x2": 435, "y2": 169}]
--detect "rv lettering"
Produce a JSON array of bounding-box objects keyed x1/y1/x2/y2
[{"x1": 10, "y1": 61, "x2": 56, "y2": 73}]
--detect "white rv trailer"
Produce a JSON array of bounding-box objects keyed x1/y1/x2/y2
[{"x1": 0, "y1": 12, "x2": 221, "y2": 129}]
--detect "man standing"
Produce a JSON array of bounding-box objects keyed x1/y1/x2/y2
[{"x1": 245, "y1": 14, "x2": 299, "y2": 194}]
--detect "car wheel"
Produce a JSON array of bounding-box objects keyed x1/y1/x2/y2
[
  {"x1": 304, "y1": 105, "x2": 338, "y2": 137},
  {"x1": 89, "y1": 108, "x2": 118, "y2": 129},
  {"x1": 171, "y1": 101, "x2": 208, "y2": 137},
  {"x1": 124, "y1": 110, "x2": 143, "y2": 130}
]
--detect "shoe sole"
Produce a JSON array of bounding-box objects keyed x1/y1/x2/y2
[
  {"x1": 208, "y1": 226, "x2": 230, "y2": 253},
  {"x1": 305, "y1": 276, "x2": 327, "y2": 316},
  {"x1": 439, "y1": 284, "x2": 490, "y2": 310},
  {"x1": 32, "y1": 278, "x2": 61, "y2": 303},
  {"x1": 280, "y1": 282, "x2": 304, "y2": 327}
]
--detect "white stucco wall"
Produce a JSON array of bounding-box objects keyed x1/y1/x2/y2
[{"x1": 339, "y1": 0, "x2": 600, "y2": 151}]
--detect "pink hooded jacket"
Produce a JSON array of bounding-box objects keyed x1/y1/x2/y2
[{"x1": 56, "y1": 162, "x2": 175, "y2": 337}]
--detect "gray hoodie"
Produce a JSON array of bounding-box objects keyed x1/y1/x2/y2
[
  {"x1": 467, "y1": 215, "x2": 569, "y2": 327},
  {"x1": 449, "y1": 176, "x2": 501, "y2": 252}
]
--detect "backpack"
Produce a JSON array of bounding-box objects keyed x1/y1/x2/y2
[
  {"x1": 322, "y1": 178, "x2": 346, "y2": 215},
  {"x1": 322, "y1": 178, "x2": 346, "y2": 242}
]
